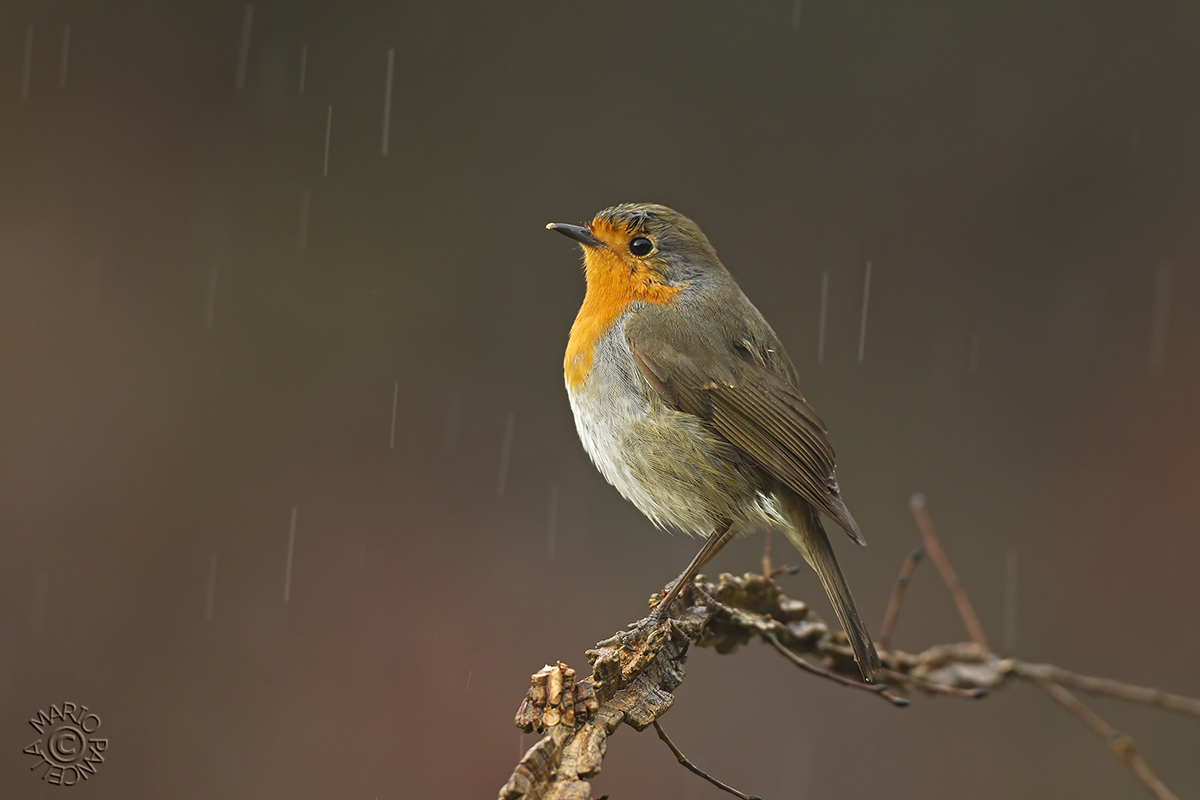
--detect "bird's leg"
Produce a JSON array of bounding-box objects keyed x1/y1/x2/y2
[
  {"x1": 761, "y1": 526, "x2": 802, "y2": 580},
  {"x1": 761, "y1": 526, "x2": 773, "y2": 577},
  {"x1": 650, "y1": 520, "x2": 735, "y2": 624}
]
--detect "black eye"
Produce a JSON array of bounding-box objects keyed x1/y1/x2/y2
[{"x1": 629, "y1": 237, "x2": 653, "y2": 257}]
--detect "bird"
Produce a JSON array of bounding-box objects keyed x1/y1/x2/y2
[{"x1": 547, "y1": 203, "x2": 880, "y2": 680}]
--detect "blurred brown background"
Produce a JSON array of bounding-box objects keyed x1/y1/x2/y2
[{"x1": 2, "y1": 1, "x2": 1199, "y2": 798}]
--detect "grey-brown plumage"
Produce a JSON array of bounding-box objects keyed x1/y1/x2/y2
[{"x1": 550, "y1": 203, "x2": 881, "y2": 680}]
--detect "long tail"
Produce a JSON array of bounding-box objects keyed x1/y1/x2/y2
[{"x1": 782, "y1": 498, "x2": 881, "y2": 681}]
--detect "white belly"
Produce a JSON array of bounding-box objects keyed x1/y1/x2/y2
[{"x1": 566, "y1": 322, "x2": 788, "y2": 535}]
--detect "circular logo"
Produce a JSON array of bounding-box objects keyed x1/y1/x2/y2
[
  {"x1": 23, "y1": 703, "x2": 108, "y2": 786},
  {"x1": 47, "y1": 725, "x2": 86, "y2": 764}
]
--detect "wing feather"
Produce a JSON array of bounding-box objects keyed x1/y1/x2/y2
[{"x1": 625, "y1": 310, "x2": 864, "y2": 544}]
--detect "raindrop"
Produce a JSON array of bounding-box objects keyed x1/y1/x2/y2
[
  {"x1": 235, "y1": 5, "x2": 254, "y2": 91},
  {"x1": 968, "y1": 332, "x2": 980, "y2": 375},
  {"x1": 792, "y1": 0, "x2": 802, "y2": 29},
  {"x1": 1149, "y1": 261, "x2": 1171, "y2": 371},
  {"x1": 298, "y1": 44, "x2": 307, "y2": 95},
  {"x1": 857, "y1": 261, "x2": 871, "y2": 363},
  {"x1": 1004, "y1": 549, "x2": 1018, "y2": 651},
  {"x1": 204, "y1": 265, "x2": 218, "y2": 330},
  {"x1": 22, "y1": 25, "x2": 33, "y2": 98},
  {"x1": 323, "y1": 105, "x2": 333, "y2": 176},
  {"x1": 381, "y1": 48, "x2": 394, "y2": 156},
  {"x1": 817, "y1": 270, "x2": 828, "y2": 363},
  {"x1": 283, "y1": 506, "x2": 297, "y2": 603},
  {"x1": 58, "y1": 25, "x2": 70, "y2": 89},
  {"x1": 444, "y1": 390, "x2": 461, "y2": 451},
  {"x1": 496, "y1": 413, "x2": 516, "y2": 497},
  {"x1": 547, "y1": 484, "x2": 559, "y2": 560},
  {"x1": 205, "y1": 554, "x2": 218, "y2": 621},
  {"x1": 31, "y1": 571, "x2": 48, "y2": 637},
  {"x1": 389, "y1": 380, "x2": 399, "y2": 448},
  {"x1": 298, "y1": 187, "x2": 311, "y2": 249}
]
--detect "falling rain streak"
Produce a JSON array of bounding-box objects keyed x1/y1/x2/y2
[
  {"x1": 204, "y1": 265, "x2": 218, "y2": 329},
  {"x1": 444, "y1": 390, "x2": 461, "y2": 451},
  {"x1": 496, "y1": 413, "x2": 516, "y2": 497},
  {"x1": 968, "y1": 332, "x2": 980, "y2": 375},
  {"x1": 22, "y1": 25, "x2": 32, "y2": 98},
  {"x1": 389, "y1": 381, "x2": 399, "y2": 448},
  {"x1": 59, "y1": 26, "x2": 70, "y2": 88},
  {"x1": 323, "y1": 105, "x2": 333, "y2": 176},
  {"x1": 1004, "y1": 549, "x2": 1018, "y2": 651},
  {"x1": 817, "y1": 270, "x2": 829, "y2": 363},
  {"x1": 283, "y1": 506, "x2": 297, "y2": 603},
  {"x1": 299, "y1": 44, "x2": 307, "y2": 95},
  {"x1": 1149, "y1": 261, "x2": 1171, "y2": 371},
  {"x1": 298, "y1": 188, "x2": 311, "y2": 249},
  {"x1": 792, "y1": 0, "x2": 802, "y2": 29},
  {"x1": 381, "y1": 48, "x2": 394, "y2": 155},
  {"x1": 547, "y1": 484, "x2": 559, "y2": 561},
  {"x1": 858, "y1": 261, "x2": 872, "y2": 362},
  {"x1": 235, "y1": 5, "x2": 254, "y2": 90},
  {"x1": 31, "y1": 571, "x2": 49, "y2": 636},
  {"x1": 205, "y1": 554, "x2": 218, "y2": 621},
  {"x1": 466, "y1": 671, "x2": 472, "y2": 692}
]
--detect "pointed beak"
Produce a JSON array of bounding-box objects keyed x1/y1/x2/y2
[{"x1": 546, "y1": 222, "x2": 605, "y2": 249}]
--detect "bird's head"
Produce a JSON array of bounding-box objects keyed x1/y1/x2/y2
[{"x1": 547, "y1": 203, "x2": 722, "y2": 294}]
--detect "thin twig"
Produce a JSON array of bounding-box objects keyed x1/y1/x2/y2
[
  {"x1": 1031, "y1": 677, "x2": 1178, "y2": 800},
  {"x1": 881, "y1": 668, "x2": 987, "y2": 699},
  {"x1": 765, "y1": 632, "x2": 910, "y2": 707},
  {"x1": 909, "y1": 493, "x2": 1181, "y2": 800},
  {"x1": 909, "y1": 495, "x2": 990, "y2": 651},
  {"x1": 502, "y1": 537, "x2": 1200, "y2": 800},
  {"x1": 654, "y1": 721, "x2": 762, "y2": 800},
  {"x1": 879, "y1": 545, "x2": 925, "y2": 651},
  {"x1": 1014, "y1": 662, "x2": 1200, "y2": 718}
]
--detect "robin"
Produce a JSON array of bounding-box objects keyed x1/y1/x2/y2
[{"x1": 547, "y1": 203, "x2": 880, "y2": 680}]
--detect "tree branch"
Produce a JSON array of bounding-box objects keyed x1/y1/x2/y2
[
  {"x1": 653, "y1": 721, "x2": 761, "y2": 800},
  {"x1": 1030, "y1": 677, "x2": 1178, "y2": 800},
  {"x1": 498, "y1": 498, "x2": 1198, "y2": 800},
  {"x1": 879, "y1": 545, "x2": 924, "y2": 652},
  {"x1": 909, "y1": 494, "x2": 989, "y2": 650}
]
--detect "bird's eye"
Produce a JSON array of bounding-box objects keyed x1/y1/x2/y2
[{"x1": 629, "y1": 237, "x2": 654, "y2": 257}]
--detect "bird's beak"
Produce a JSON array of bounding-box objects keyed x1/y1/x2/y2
[{"x1": 546, "y1": 223, "x2": 605, "y2": 249}]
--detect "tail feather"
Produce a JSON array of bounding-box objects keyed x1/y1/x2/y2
[{"x1": 783, "y1": 499, "x2": 881, "y2": 681}]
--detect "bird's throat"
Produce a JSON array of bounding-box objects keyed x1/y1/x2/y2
[{"x1": 564, "y1": 252, "x2": 680, "y2": 390}]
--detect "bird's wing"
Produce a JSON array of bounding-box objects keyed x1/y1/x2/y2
[{"x1": 624, "y1": 307, "x2": 864, "y2": 544}]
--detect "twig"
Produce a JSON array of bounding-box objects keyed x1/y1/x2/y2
[
  {"x1": 501, "y1": 535, "x2": 1199, "y2": 800},
  {"x1": 879, "y1": 545, "x2": 925, "y2": 651},
  {"x1": 909, "y1": 494, "x2": 990, "y2": 651},
  {"x1": 1031, "y1": 677, "x2": 1178, "y2": 800},
  {"x1": 881, "y1": 668, "x2": 986, "y2": 699},
  {"x1": 910, "y1": 493, "x2": 1182, "y2": 800},
  {"x1": 765, "y1": 632, "x2": 909, "y2": 707},
  {"x1": 1013, "y1": 662, "x2": 1200, "y2": 718},
  {"x1": 654, "y1": 721, "x2": 761, "y2": 800}
]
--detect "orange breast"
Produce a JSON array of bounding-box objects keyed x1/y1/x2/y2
[{"x1": 564, "y1": 248, "x2": 680, "y2": 390}]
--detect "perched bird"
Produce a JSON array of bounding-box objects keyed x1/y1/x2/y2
[{"x1": 547, "y1": 203, "x2": 880, "y2": 680}]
